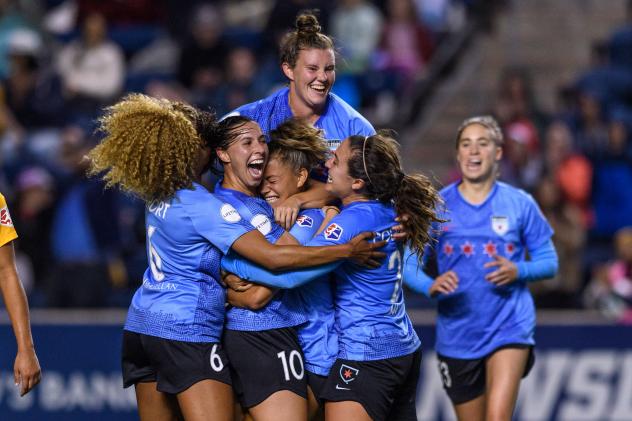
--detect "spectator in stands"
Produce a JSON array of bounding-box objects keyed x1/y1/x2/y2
[
  {"x1": 12, "y1": 166, "x2": 55, "y2": 296},
  {"x1": 570, "y1": 90, "x2": 609, "y2": 157},
  {"x1": 46, "y1": 124, "x2": 125, "y2": 307},
  {"x1": 56, "y1": 12, "x2": 125, "y2": 119},
  {"x1": 584, "y1": 226, "x2": 632, "y2": 324},
  {"x1": 330, "y1": 0, "x2": 383, "y2": 76},
  {"x1": 543, "y1": 121, "x2": 592, "y2": 228},
  {"x1": 590, "y1": 119, "x2": 632, "y2": 238},
  {"x1": 500, "y1": 119, "x2": 542, "y2": 192},
  {"x1": 177, "y1": 3, "x2": 228, "y2": 105},
  {"x1": 532, "y1": 176, "x2": 585, "y2": 308}
]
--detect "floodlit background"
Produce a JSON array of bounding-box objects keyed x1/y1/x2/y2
[{"x1": 0, "y1": 0, "x2": 631, "y2": 419}]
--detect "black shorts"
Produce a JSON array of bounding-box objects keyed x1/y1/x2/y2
[
  {"x1": 320, "y1": 348, "x2": 422, "y2": 421},
  {"x1": 223, "y1": 327, "x2": 307, "y2": 408},
  {"x1": 437, "y1": 343, "x2": 535, "y2": 405},
  {"x1": 307, "y1": 370, "x2": 328, "y2": 403},
  {"x1": 121, "y1": 330, "x2": 232, "y2": 395}
]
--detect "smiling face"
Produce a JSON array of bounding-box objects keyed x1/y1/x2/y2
[
  {"x1": 283, "y1": 48, "x2": 336, "y2": 116},
  {"x1": 259, "y1": 156, "x2": 307, "y2": 207},
  {"x1": 324, "y1": 138, "x2": 361, "y2": 202},
  {"x1": 456, "y1": 123, "x2": 502, "y2": 184},
  {"x1": 217, "y1": 121, "x2": 268, "y2": 190}
]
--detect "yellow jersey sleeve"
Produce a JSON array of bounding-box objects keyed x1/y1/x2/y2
[{"x1": 0, "y1": 193, "x2": 18, "y2": 247}]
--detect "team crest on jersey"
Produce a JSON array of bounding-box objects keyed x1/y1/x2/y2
[
  {"x1": 296, "y1": 215, "x2": 313, "y2": 228},
  {"x1": 221, "y1": 203, "x2": 241, "y2": 223},
  {"x1": 491, "y1": 216, "x2": 509, "y2": 236},
  {"x1": 251, "y1": 214, "x2": 272, "y2": 235},
  {"x1": 0, "y1": 207, "x2": 13, "y2": 227},
  {"x1": 324, "y1": 223, "x2": 343, "y2": 240},
  {"x1": 339, "y1": 364, "x2": 359, "y2": 384}
]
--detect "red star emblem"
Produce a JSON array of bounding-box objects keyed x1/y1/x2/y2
[
  {"x1": 505, "y1": 243, "x2": 515, "y2": 256},
  {"x1": 461, "y1": 241, "x2": 474, "y2": 257},
  {"x1": 443, "y1": 242, "x2": 454, "y2": 256},
  {"x1": 343, "y1": 369, "x2": 352, "y2": 379},
  {"x1": 483, "y1": 241, "x2": 497, "y2": 258}
]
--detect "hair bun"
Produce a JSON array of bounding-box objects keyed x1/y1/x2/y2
[{"x1": 296, "y1": 12, "x2": 321, "y2": 34}]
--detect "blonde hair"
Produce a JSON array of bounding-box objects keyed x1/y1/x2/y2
[
  {"x1": 87, "y1": 94, "x2": 212, "y2": 203},
  {"x1": 455, "y1": 115, "x2": 504, "y2": 147},
  {"x1": 269, "y1": 118, "x2": 328, "y2": 174}
]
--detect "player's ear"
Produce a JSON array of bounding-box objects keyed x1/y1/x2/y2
[
  {"x1": 216, "y1": 148, "x2": 230, "y2": 164},
  {"x1": 296, "y1": 168, "x2": 309, "y2": 189},
  {"x1": 282, "y1": 62, "x2": 294, "y2": 81},
  {"x1": 495, "y1": 144, "x2": 503, "y2": 162},
  {"x1": 351, "y1": 178, "x2": 365, "y2": 192}
]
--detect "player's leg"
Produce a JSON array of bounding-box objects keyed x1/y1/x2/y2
[
  {"x1": 307, "y1": 384, "x2": 323, "y2": 420},
  {"x1": 248, "y1": 390, "x2": 307, "y2": 421},
  {"x1": 135, "y1": 382, "x2": 181, "y2": 421},
  {"x1": 484, "y1": 347, "x2": 530, "y2": 421},
  {"x1": 453, "y1": 395, "x2": 485, "y2": 421},
  {"x1": 436, "y1": 353, "x2": 486, "y2": 421},
  {"x1": 325, "y1": 401, "x2": 372, "y2": 421},
  {"x1": 176, "y1": 379, "x2": 234, "y2": 421}
]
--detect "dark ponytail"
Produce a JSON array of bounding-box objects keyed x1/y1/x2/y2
[{"x1": 347, "y1": 131, "x2": 444, "y2": 257}]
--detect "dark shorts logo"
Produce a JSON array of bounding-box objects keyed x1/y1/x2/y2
[{"x1": 339, "y1": 364, "x2": 359, "y2": 384}]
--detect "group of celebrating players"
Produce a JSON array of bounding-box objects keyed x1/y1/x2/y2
[{"x1": 86, "y1": 11, "x2": 559, "y2": 421}]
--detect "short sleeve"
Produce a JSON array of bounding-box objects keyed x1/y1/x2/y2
[
  {"x1": 521, "y1": 193, "x2": 554, "y2": 251},
  {"x1": 0, "y1": 194, "x2": 17, "y2": 247},
  {"x1": 187, "y1": 197, "x2": 253, "y2": 254}
]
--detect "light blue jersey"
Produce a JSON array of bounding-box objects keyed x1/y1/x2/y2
[
  {"x1": 309, "y1": 201, "x2": 420, "y2": 361},
  {"x1": 214, "y1": 182, "x2": 308, "y2": 331},
  {"x1": 229, "y1": 87, "x2": 375, "y2": 182},
  {"x1": 124, "y1": 183, "x2": 252, "y2": 342},
  {"x1": 290, "y1": 208, "x2": 338, "y2": 376},
  {"x1": 432, "y1": 182, "x2": 554, "y2": 359}
]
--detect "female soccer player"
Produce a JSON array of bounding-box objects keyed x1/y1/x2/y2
[
  {"x1": 225, "y1": 118, "x2": 338, "y2": 419},
  {"x1": 87, "y1": 94, "x2": 384, "y2": 421},
  {"x1": 222, "y1": 131, "x2": 443, "y2": 421},
  {"x1": 403, "y1": 116, "x2": 559, "y2": 421},
  {"x1": 229, "y1": 11, "x2": 375, "y2": 228},
  {"x1": 0, "y1": 193, "x2": 41, "y2": 396}
]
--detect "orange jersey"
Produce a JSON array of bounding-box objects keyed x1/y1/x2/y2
[{"x1": 0, "y1": 193, "x2": 17, "y2": 247}]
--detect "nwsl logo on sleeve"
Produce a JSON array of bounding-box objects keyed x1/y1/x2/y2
[
  {"x1": 296, "y1": 215, "x2": 313, "y2": 228},
  {"x1": 324, "y1": 223, "x2": 343, "y2": 240}
]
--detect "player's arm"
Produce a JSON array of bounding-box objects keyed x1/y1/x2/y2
[
  {"x1": 231, "y1": 229, "x2": 384, "y2": 271},
  {"x1": 225, "y1": 228, "x2": 300, "y2": 309},
  {"x1": 402, "y1": 247, "x2": 458, "y2": 297},
  {"x1": 274, "y1": 180, "x2": 337, "y2": 230},
  {"x1": 0, "y1": 241, "x2": 41, "y2": 396},
  {"x1": 485, "y1": 239, "x2": 558, "y2": 286}
]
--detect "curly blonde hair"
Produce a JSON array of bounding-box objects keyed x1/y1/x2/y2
[{"x1": 87, "y1": 94, "x2": 208, "y2": 203}]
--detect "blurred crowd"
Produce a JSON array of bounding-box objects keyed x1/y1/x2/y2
[
  {"x1": 479, "y1": 3, "x2": 632, "y2": 320},
  {"x1": 0, "y1": 0, "x2": 472, "y2": 308}
]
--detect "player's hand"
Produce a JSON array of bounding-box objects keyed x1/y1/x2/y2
[
  {"x1": 274, "y1": 196, "x2": 302, "y2": 230},
  {"x1": 484, "y1": 255, "x2": 518, "y2": 286},
  {"x1": 14, "y1": 347, "x2": 41, "y2": 396},
  {"x1": 348, "y1": 232, "x2": 387, "y2": 268},
  {"x1": 429, "y1": 271, "x2": 459, "y2": 297},
  {"x1": 223, "y1": 272, "x2": 254, "y2": 292},
  {"x1": 392, "y1": 214, "x2": 410, "y2": 241}
]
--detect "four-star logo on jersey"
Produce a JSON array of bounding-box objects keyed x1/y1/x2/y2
[
  {"x1": 461, "y1": 241, "x2": 475, "y2": 257},
  {"x1": 491, "y1": 216, "x2": 509, "y2": 236},
  {"x1": 505, "y1": 242, "x2": 516, "y2": 256},
  {"x1": 443, "y1": 242, "x2": 454, "y2": 256},
  {"x1": 0, "y1": 207, "x2": 13, "y2": 227},
  {"x1": 296, "y1": 215, "x2": 313, "y2": 228},
  {"x1": 324, "y1": 223, "x2": 343, "y2": 241},
  {"x1": 339, "y1": 364, "x2": 359, "y2": 384}
]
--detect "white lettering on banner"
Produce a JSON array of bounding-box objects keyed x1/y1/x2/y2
[
  {"x1": 416, "y1": 351, "x2": 632, "y2": 421},
  {"x1": 516, "y1": 351, "x2": 571, "y2": 420},
  {"x1": 611, "y1": 353, "x2": 632, "y2": 419},
  {"x1": 558, "y1": 351, "x2": 617, "y2": 420},
  {"x1": 0, "y1": 371, "x2": 136, "y2": 412}
]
